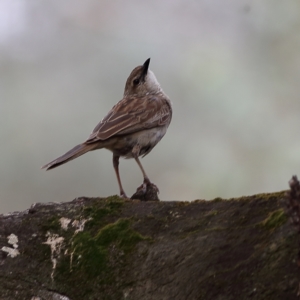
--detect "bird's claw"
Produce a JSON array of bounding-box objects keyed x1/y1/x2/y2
[{"x1": 130, "y1": 181, "x2": 160, "y2": 201}]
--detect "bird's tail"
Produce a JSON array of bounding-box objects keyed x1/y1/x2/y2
[{"x1": 41, "y1": 143, "x2": 97, "y2": 170}]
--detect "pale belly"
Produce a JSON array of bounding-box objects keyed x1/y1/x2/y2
[{"x1": 104, "y1": 126, "x2": 168, "y2": 158}]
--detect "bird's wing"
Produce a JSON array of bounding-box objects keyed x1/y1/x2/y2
[{"x1": 86, "y1": 95, "x2": 171, "y2": 143}]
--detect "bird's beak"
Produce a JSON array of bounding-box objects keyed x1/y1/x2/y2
[{"x1": 141, "y1": 58, "x2": 150, "y2": 80}]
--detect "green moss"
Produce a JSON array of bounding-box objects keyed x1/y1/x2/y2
[
  {"x1": 41, "y1": 216, "x2": 61, "y2": 232},
  {"x1": 69, "y1": 218, "x2": 146, "y2": 278},
  {"x1": 95, "y1": 218, "x2": 146, "y2": 252},
  {"x1": 83, "y1": 196, "x2": 124, "y2": 230},
  {"x1": 69, "y1": 231, "x2": 107, "y2": 278},
  {"x1": 260, "y1": 209, "x2": 288, "y2": 230},
  {"x1": 55, "y1": 217, "x2": 147, "y2": 298},
  {"x1": 105, "y1": 195, "x2": 124, "y2": 202}
]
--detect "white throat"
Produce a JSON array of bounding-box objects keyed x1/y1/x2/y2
[{"x1": 146, "y1": 70, "x2": 162, "y2": 93}]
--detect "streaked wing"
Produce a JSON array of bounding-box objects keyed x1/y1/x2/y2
[{"x1": 86, "y1": 94, "x2": 170, "y2": 143}]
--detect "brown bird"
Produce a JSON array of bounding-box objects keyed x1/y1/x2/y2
[{"x1": 42, "y1": 58, "x2": 172, "y2": 198}]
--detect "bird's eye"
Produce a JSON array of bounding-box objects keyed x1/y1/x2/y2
[{"x1": 133, "y1": 78, "x2": 140, "y2": 85}]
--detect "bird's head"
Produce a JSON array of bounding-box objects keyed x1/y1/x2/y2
[{"x1": 124, "y1": 58, "x2": 161, "y2": 97}]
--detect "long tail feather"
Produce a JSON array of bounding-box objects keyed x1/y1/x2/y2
[{"x1": 41, "y1": 143, "x2": 96, "y2": 170}]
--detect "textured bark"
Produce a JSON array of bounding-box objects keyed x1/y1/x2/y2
[{"x1": 0, "y1": 191, "x2": 299, "y2": 300}]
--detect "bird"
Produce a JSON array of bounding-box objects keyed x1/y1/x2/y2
[{"x1": 42, "y1": 58, "x2": 172, "y2": 199}]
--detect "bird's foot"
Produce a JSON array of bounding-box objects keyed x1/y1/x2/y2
[
  {"x1": 131, "y1": 179, "x2": 160, "y2": 201},
  {"x1": 120, "y1": 191, "x2": 129, "y2": 199}
]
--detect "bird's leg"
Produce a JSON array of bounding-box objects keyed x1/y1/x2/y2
[
  {"x1": 130, "y1": 145, "x2": 159, "y2": 200},
  {"x1": 113, "y1": 155, "x2": 128, "y2": 198},
  {"x1": 134, "y1": 157, "x2": 150, "y2": 185},
  {"x1": 132, "y1": 145, "x2": 150, "y2": 188},
  {"x1": 131, "y1": 156, "x2": 160, "y2": 201}
]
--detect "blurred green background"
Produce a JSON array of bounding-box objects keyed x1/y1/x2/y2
[{"x1": 1, "y1": 0, "x2": 300, "y2": 213}]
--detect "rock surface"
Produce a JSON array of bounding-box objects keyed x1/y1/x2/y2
[{"x1": 0, "y1": 192, "x2": 299, "y2": 300}]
